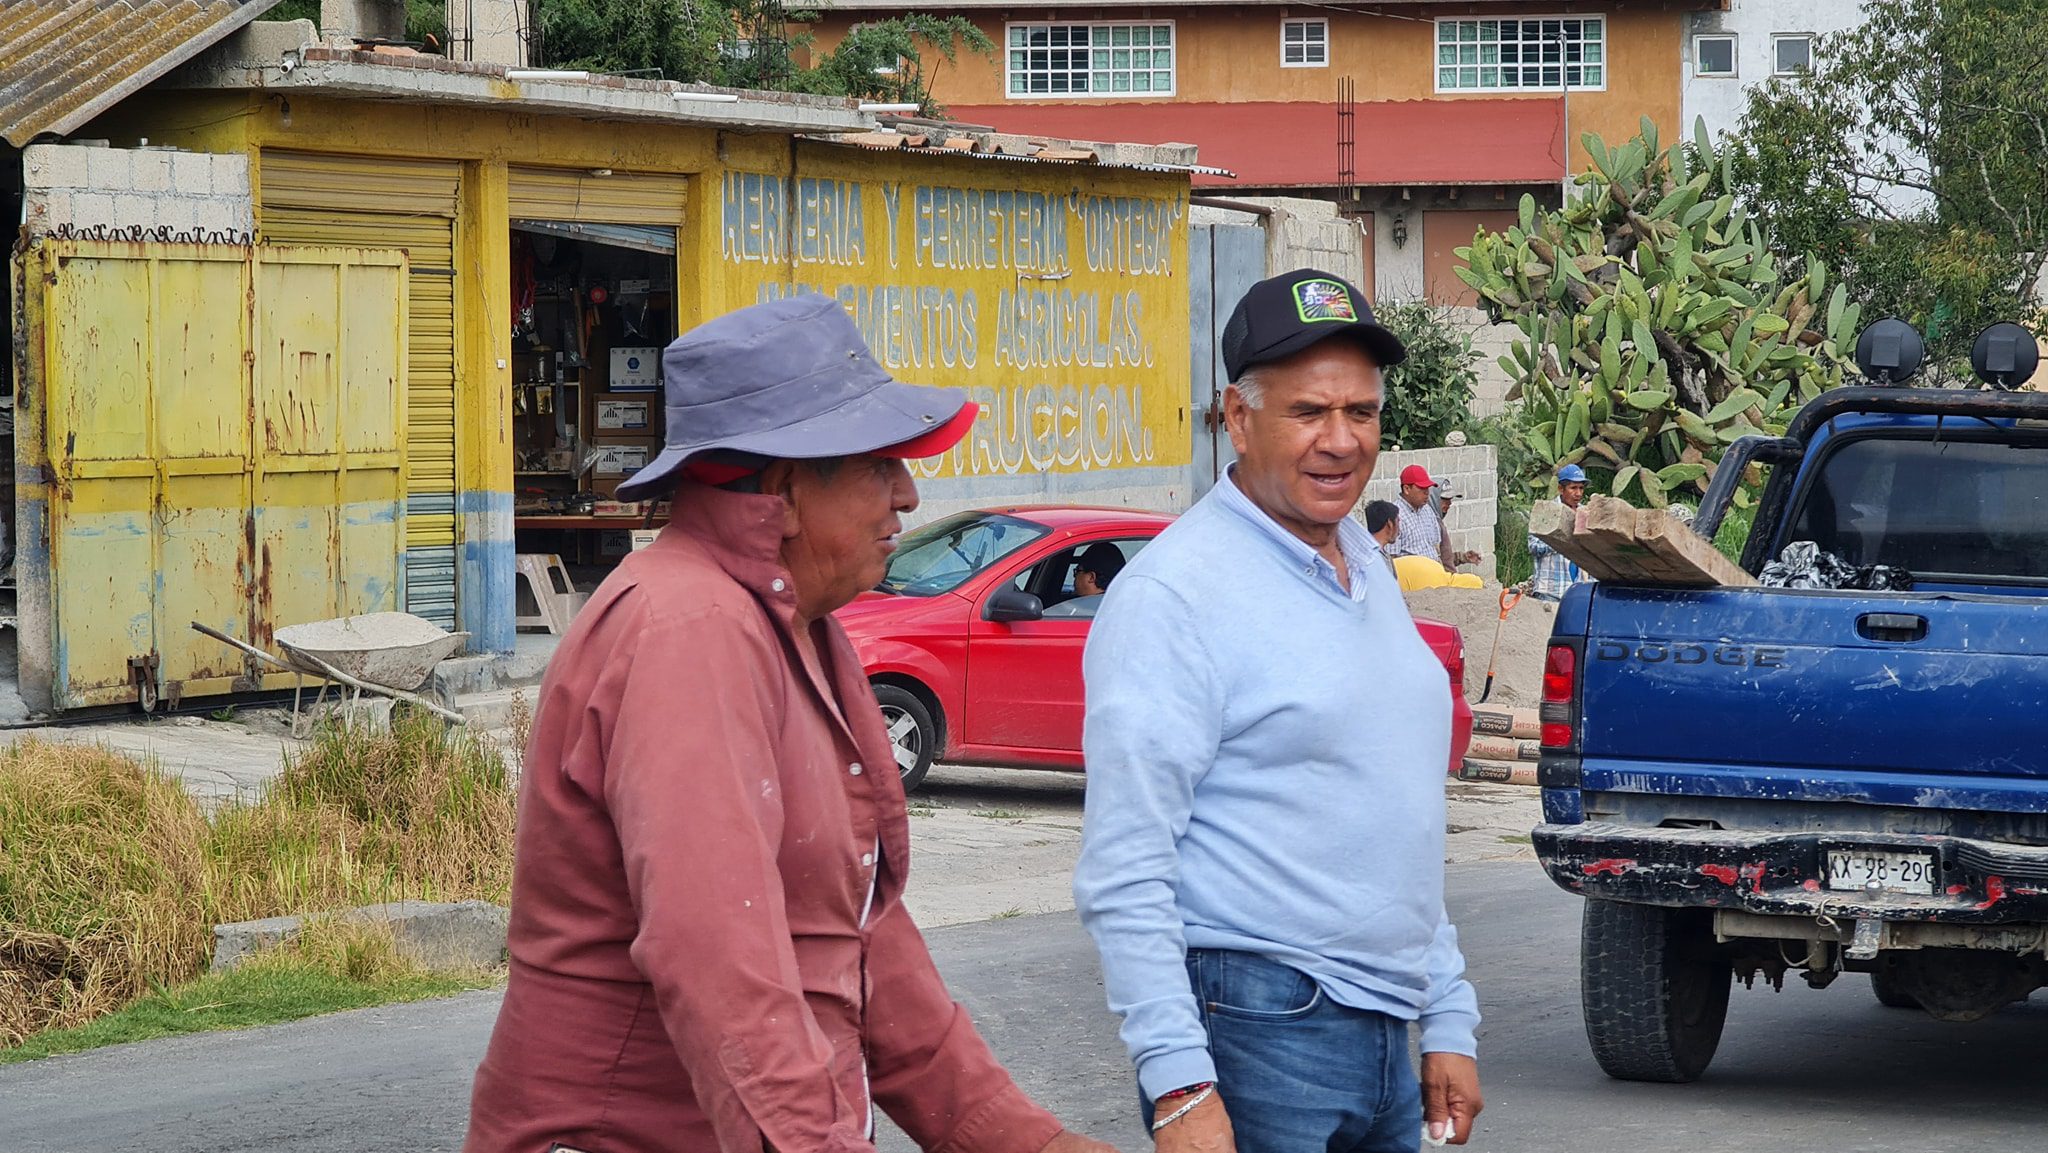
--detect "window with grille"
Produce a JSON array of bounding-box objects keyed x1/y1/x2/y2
[
  {"x1": 1282, "y1": 18, "x2": 1328, "y2": 67},
  {"x1": 1006, "y1": 22, "x2": 1176, "y2": 96},
  {"x1": 1434, "y1": 17, "x2": 1606, "y2": 92}
]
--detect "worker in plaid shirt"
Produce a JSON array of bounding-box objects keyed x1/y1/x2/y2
[
  {"x1": 1527, "y1": 463, "x2": 1593, "y2": 601},
  {"x1": 1391, "y1": 465, "x2": 1480, "y2": 569}
]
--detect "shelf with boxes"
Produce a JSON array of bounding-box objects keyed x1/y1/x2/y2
[{"x1": 508, "y1": 227, "x2": 675, "y2": 567}]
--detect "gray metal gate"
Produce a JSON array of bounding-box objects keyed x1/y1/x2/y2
[{"x1": 1189, "y1": 222, "x2": 1267, "y2": 499}]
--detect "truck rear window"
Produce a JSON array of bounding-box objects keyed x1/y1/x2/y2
[{"x1": 1787, "y1": 435, "x2": 2048, "y2": 581}]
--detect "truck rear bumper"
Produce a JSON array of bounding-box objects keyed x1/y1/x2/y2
[{"x1": 1534, "y1": 821, "x2": 2048, "y2": 922}]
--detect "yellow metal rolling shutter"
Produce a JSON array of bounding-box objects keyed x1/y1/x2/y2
[
  {"x1": 259, "y1": 152, "x2": 460, "y2": 629},
  {"x1": 508, "y1": 167, "x2": 687, "y2": 224}
]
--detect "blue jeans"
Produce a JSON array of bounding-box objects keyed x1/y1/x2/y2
[{"x1": 1145, "y1": 949, "x2": 1423, "y2": 1153}]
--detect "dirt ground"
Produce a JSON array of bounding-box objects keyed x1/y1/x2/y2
[{"x1": 1404, "y1": 584, "x2": 1561, "y2": 708}]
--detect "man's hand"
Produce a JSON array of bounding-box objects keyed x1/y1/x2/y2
[
  {"x1": 1421, "y1": 1053, "x2": 1483, "y2": 1146},
  {"x1": 1150, "y1": 1089, "x2": 1234, "y2": 1153},
  {"x1": 1456, "y1": 550, "x2": 1483, "y2": 568},
  {"x1": 1039, "y1": 1128, "x2": 1120, "y2": 1153}
]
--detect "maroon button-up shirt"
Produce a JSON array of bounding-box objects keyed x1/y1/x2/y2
[{"x1": 465, "y1": 485, "x2": 1062, "y2": 1153}]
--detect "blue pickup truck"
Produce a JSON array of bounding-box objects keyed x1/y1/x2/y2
[{"x1": 1533, "y1": 320, "x2": 2048, "y2": 1083}]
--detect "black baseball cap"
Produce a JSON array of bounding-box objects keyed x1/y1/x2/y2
[{"x1": 1221, "y1": 269, "x2": 1406, "y2": 382}]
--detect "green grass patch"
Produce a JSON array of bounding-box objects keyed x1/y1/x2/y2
[
  {"x1": 971, "y1": 808, "x2": 1029, "y2": 821},
  {"x1": 1713, "y1": 499, "x2": 1757, "y2": 565},
  {"x1": 2, "y1": 709, "x2": 518, "y2": 1050},
  {"x1": 0, "y1": 956, "x2": 497, "y2": 1065}
]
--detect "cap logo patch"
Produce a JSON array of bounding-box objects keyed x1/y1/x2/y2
[{"x1": 1293, "y1": 278, "x2": 1357, "y2": 323}]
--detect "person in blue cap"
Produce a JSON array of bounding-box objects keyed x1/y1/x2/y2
[{"x1": 1527, "y1": 463, "x2": 1593, "y2": 601}]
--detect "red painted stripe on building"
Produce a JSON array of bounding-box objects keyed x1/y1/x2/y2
[{"x1": 946, "y1": 99, "x2": 1567, "y2": 188}]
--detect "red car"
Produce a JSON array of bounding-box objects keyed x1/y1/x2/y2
[{"x1": 836, "y1": 506, "x2": 1476, "y2": 790}]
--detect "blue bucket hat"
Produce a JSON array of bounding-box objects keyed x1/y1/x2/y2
[{"x1": 615, "y1": 295, "x2": 975, "y2": 501}]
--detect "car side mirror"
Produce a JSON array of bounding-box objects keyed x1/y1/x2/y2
[{"x1": 984, "y1": 588, "x2": 1044, "y2": 623}]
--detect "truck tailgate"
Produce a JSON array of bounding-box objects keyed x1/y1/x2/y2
[{"x1": 1580, "y1": 585, "x2": 2048, "y2": 784}]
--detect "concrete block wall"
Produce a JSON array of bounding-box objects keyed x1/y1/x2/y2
[
  {"x1": 1191, "y1": 196, "x2": 1367, "y2": 287},
  {"x1": 1356, "y1": 445, "x2": 1499, "y2": 580},
  {"x1": 1445, "y1": 306, "x2": 1521, "y2": 419},
  {"x1": 20, "y1": 144, "x2": 253, "y2": 242}
]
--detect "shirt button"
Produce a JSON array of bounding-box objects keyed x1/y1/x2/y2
[
  {"x1": 771, "y1": 578, "x2": 786, "y2": 592},
  {"x1": 849, "y1": 762, "x2": 864, "y2": 776},
  {"x1": 860, "y1": 852, "x2": 875, "y2": 867}
]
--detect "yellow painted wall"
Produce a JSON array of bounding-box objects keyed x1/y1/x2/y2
[
  {"x1": 815, "y1": 6, "x2": 1683, "y2": 169},
  {"x1": 708, "y1": 137, "x2": 1191, "y2": 479}
]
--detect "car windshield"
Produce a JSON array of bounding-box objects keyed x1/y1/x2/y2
[{"x1": 878, "y1": 512, "x2": 1051, "y2": 596}]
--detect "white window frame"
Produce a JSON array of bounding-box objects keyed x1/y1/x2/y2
[
  {"x1": 1432, "y1": 16, "x2": 1608, "y2": 94},
  {"x1": 1693, "y1": 34, "x2": 1737, "y2": 78},
  {"x1": 1004, "y1": 20, "x2": 1178, "y2": 99},
  {"x1": 1772, "y1": 32, "x2": 1814, "y2": 76},
  {"x1": 1281, "y1": 18, "x2": 1329, "y2": 68}
]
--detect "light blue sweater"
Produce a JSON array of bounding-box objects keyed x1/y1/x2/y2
[{"x1": 1074, "y1": 474, "x2": 1481, "y2": 1099}]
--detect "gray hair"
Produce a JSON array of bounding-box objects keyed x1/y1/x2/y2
[{"x1": 1228, "y1": 367, "x2": 1268, "y2": 410}]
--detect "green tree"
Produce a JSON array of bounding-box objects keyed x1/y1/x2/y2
[
  {"x1": 1373, "y1": 300, "x2": 1479, "y2": 451},
  {"x1": 1725, "y1": 0, "x2": 2048, "y2": 371},
  {"x1": 525, "y1": 0, "x2": 990, "y2": 111},
  {"x1": 530, "y1": 0, "x2": 727, "y2": 82},
  {"x1": 268, "y1": 0, "x2": 447, "y2": 46},
  {"x1": 1458, "y1": 119, "x2": 1858, "y2": 510},
  {"x1": 796, "y1": 15, "x2": 994, "y2": 117}
]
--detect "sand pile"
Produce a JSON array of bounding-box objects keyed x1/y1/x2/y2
[{"x1": 1404, "y1": 584, "x2": 1561, "y2": 707}]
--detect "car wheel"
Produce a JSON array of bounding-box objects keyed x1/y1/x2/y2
[
  {"x1": 1580, "y1": 899, "x2": 1732, "y2": 1083},
  {"x1": 872, "y1": 683, "x2": 937, "y2": 792}
]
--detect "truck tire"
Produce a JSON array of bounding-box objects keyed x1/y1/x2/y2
[
  {"x1": 1581, "y1": 899, "x2": 1732, "y2": 1083},
  {"x1": 1869, "y1": 966, "x2": 1921, "y2": 1010}
]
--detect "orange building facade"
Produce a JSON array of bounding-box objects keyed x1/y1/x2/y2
[{"x1": 814, "y1": 2, "x2": 1704, "y2": 304}]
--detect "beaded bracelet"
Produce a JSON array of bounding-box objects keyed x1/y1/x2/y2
[{"x1": 1154, "y1": 1081, "x2": 1214, "y2": 1102}]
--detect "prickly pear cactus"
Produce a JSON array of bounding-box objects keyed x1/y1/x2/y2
[{"x1": 1457, "y1": 117, "x2": 1860, "y2": 508}]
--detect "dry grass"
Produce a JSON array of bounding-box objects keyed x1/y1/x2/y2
[{"x1": 0, "y1": 708, "x2": 517, "y2": 1048}]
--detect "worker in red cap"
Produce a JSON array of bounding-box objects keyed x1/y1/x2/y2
[
  {"x1": 1390, "y1": 464, "x2": 1478, "y2": 570},
  {"x1": 466, "y1": 295, "x2": 1115, "y2": 1153}
]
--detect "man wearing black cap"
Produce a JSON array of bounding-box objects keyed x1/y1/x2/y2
[
  {"x1": 467, "y1": 295, "x2": 1114, "y2": 1153},
  {"x1": 1077, "y1": 270, "x2": 1484, "y2": 1153}
]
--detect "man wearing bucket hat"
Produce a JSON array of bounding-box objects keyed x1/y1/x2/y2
[
  {"x1": 466, "y1": 295, "x2": 1113, "y2": 1153},
  {"x1": 1076, "y1": 269, "x2": 1483, "y2": 1153},
  {"x1": 1527, "y1": 463, "x2": 1593, "y2": 602}
]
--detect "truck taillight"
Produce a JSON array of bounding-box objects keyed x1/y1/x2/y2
[
  {"x1": 1541, "y1": 643, "x2": 1577, "y2": 748},
  {"x1": 1445, "y1": 640, "x2": 1466, "y2": 696}
]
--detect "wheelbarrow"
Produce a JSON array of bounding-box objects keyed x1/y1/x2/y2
[{"x1": 192, "y1": 612, "x2": 469, "y2": 736}]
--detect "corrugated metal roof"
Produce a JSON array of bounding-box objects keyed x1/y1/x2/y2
[
  {"x1": 0, "y1": 0, "x2": 283, "y2": 147},
  {"x1": 824, "y1": 135, "x2": 1231, "y2": 177}
]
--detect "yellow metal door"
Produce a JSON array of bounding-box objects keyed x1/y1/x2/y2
[
  {"x1": 252, "y1": 248, "x2": 409, "y2": 647},
  {"x1": 259, "y1": 151, "x2": 460, "y2": 628},
  {"x1": 23, "y1": 238, "x2": 406, "y2": 710}
]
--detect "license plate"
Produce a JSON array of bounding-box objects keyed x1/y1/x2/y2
[{"x1": 1825, "y1": 849, "x2": 1936, "y2": 895}]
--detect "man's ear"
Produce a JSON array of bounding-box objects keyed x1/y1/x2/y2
[
  {"x1": 757, "y1": 459, "x2": 803, "y2": 540},
  {"x1": 1222, "y1": 384, "x2": 1252, "y2": 457}
]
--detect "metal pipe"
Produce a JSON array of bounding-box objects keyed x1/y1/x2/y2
[
  {"x1": 1782, "y1": 385, "x2": 2048, "y2": 442},
  {"x1": 1189, "y1": 196, "x2": 1275, "y2": 219}
]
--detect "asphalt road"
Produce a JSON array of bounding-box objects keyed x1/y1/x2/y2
[{"x1": 4, "y1": 862, "x2": 2045, "y2": 1152}]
